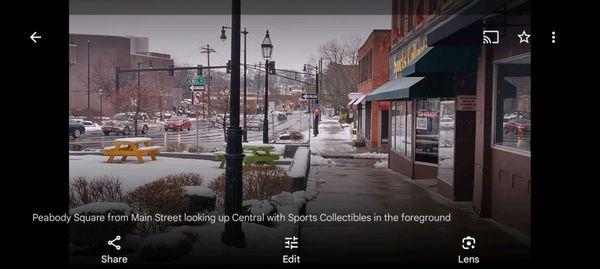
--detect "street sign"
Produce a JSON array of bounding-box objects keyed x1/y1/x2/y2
[
  {"x1": 190, "y1": 76, "x2": 206, "y2": 86},
  {"x1": 188, "y1": 84, "x2": 205, "y2": 91},
  {"x1": 301, "y1": 93, "x2": 318, "y2": 100},
  {"x1": 192, "y1": 91, "x2": 202, "y2": 105}
]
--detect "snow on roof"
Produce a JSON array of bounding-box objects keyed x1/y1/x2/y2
[
  {"x1": 182, "y1": 186, "x2": 216, "y2": 198},
  {"x1": 69, "y1": 202, "x2": 131, "y2": 215}
]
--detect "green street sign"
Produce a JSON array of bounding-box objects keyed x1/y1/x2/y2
[{"x1": 191, "y1": 76, "x2": 205, "y2": 86}]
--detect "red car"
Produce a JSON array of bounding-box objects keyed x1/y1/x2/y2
[
  {"x1": 503, "y1": 119, "x2": 531, "y2": 135},
  {"x1": 164, "y1": 116, "x2": 191, "y2": 131}
]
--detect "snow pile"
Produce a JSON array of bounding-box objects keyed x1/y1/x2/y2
[
  {"x1": 311, "y1": 154, "x2": 335, "y2": 167},
  {"x1": 69, "y1": 202, "x2": 131, "y2": 215},
  {"x1": 270, "y1": 191, "x2": 305, "y2": 235},
  {"x1": 287, "y1": 147, "x2": 310, "y2": 178},
  {"x1": 242, "y1": 199, "x2": 274, "y2": 216},
  {"x1": 304, "y1": 175, "x2": 320, "y2": 201},
  {"x1": 182, "y1": 186, "x2": 216, "y2": 198},
  {"x1": 352, "y1": 152, "x2": 389, "y2": 159},
  {"x1": 374, "y1": 159, "x2": 388, "y2": 168}
]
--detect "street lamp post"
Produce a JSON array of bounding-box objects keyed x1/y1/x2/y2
[
  {"x1": 261, "y1": 30, "x2": 273, "y2": 144},
  {"x1": 221, "y1": 0, "x2": 245, "y2": 247},
  {"x1": 221, "y1": 26, "x2": 249, "y2": 142},
  {"x1": 304, "y1": 63, "x2": 320, "y2": 136}
]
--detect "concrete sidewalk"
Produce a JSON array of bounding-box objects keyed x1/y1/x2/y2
[{"x1": 300, "y1": 119, "x2": 529, "y2": 266}]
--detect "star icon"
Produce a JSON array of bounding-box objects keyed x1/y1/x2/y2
[{"x1": 518, "y1": 30, "x2": 531, "y2": 44}]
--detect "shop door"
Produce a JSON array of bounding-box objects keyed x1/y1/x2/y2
[{"x1": 381, "y1": 109, "x2": 389, "y2": 144}]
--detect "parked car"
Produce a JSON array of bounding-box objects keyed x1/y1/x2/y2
[
  {"x1": 102, "y1": 113, "x2": 150, "y2": 136},
  {"x1": 247, "y1": 119, "x2": 264, "y2": 131},
  {"x1": 503, "y1": 118, "x2": 531, "y2": 135},
  {"x1": 69, "y1": 119, "x2": 86, "y2": 138},
  {"x1": 277, "y1": 112, "x2": 288, "y2": 121},
  {"x1": 164, "y1": 116, "x2": 192, "y2": 131}
]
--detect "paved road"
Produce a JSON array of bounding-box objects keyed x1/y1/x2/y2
[{"x1": 70, "y1": 111, "x2": 312, "y2": 151}]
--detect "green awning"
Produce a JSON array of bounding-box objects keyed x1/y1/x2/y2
[
  {"x1": 365, "y1": 76, "x2": 455, "y2": 102},
  {"x1": 401, "y1": 46, "x2": 480, "y2": 77}
]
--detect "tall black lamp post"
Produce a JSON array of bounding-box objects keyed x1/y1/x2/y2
[
  {"x1": 261, "y1": 30, "x2": 273, "y2": 144},
  {"x1": 304, "y1": 63, "x2": 319, "y2": 136},
  {"x1": 221, "y1": 0, "x2": 245, "y2": 247},
  {"x1": 221, "y1": 26, "x2": 249, "y2": 142}
]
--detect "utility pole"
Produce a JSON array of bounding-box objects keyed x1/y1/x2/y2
[
  {"x1": 87, "y1": 40, "x2": 90, "y2": 120},
  {"x1": 201, "y1": 44, "x2": 216, "y2": 112}
]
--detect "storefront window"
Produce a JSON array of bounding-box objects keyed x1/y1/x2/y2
[
  {"x1": 494, "y1": 55, "x2": 531, "y2": 152},
  {"x1": 406, "y1": 101, "x2": 413, "y2": 157},
  {"x1": 438, "y1": 99, "x2": 455, "y2": 183},
  {"x1": 415, "y1": 99, "x2": 440, "y2": 163},
  {"x1": 391, "y1": 100, "x2": 411, "y2": 158}
]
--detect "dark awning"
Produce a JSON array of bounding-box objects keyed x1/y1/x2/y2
[
  {"x1": 365, "y1": 76, "x2": 455, "y2": 102},
  {"x1": 400, "y1": 46, "x2": 480, "y2": 77}
]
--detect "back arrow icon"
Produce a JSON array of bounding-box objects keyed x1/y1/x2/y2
[{"x1": 30, "y1": 32, "x2": 41, "y2": 43}]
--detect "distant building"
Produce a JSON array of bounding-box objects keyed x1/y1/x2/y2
[{"x1": 68, "y1": 34, "x2": 175, "y2": 117}]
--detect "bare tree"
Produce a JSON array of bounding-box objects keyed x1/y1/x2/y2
[
  {"x1": 317, "y1": 36, "x2": 362, "y2": 109},
  {"x1": 109, "y1": 85, "x2": 160, "y2": 136}
]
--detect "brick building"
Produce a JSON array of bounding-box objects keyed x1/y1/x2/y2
[
  {"x1": 354, "y1": 30, "x2": 391, "y2": 150},
  {"x1": 68, "y1": 34, "x2": 175, "y2": 118},
  {"x1": 361, "y1": 0, "x2": 530, "y2": 235}
]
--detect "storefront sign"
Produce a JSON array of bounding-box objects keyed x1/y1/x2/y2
[
  {"x1": 416, "y1": 117, "x2": 428, "y2": 130},
  {"x1": 456, "y1": 95, "x2": 477, "y2": 111},
  {"x1": 392, "y1": 37, "x2": 429, "y2": 79}
]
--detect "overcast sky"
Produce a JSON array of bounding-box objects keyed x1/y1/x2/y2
[{"x1": 70, "y1": 15, "x2": 390, "y2": 71}]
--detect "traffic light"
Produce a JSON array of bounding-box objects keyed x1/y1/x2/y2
[
  {"x1": 268, "y1": 61, "x2": 276, "y2": 74},
  {"x1": 197, "y1": 64, "x2": 203, "y2": 76},
  {"x1": 168, "y1": 64, "x2": 174, "y2": 76},
  {"x1": 226, "y1": 60, "x2": 231, "y2": 74}
]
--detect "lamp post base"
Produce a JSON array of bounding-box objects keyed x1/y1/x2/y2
[
  {"x1": 263, "y1": 119, "x2": 269, "y2": 144},
  {"x1": 222, "y1": 126, "x2": 246, "y2": 248}
]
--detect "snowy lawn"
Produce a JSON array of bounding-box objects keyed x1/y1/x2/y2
[{"x1": 69, "y1": 155, "x2": 224, "y2": 192}]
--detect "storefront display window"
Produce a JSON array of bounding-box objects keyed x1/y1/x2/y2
[
  {"x1": 391, "y1": 100, "x2": 412, "y2": 158},
  {"x1": 494, "y1": 55, "x2": 531, "y2": 153},
  {"x1": 415, "y1": 99, "x2": 440, "y2": 163},
  {"x1": 438, "y1": 99, "x2": 455, "y2": 183}
]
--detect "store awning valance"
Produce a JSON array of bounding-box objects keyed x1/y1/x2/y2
[
  {"x1": 365, "y1": 76, "x2": 455, "y2": 102},
  {"x1": 400, "y1": 46, "x2": 480, "y2": 77},
  {"x1": 352, "y1": 94, "x2": 366, "y2": 107},
  {"x1": 347, "y1": 99, "x2": 356, "y2": 107}
]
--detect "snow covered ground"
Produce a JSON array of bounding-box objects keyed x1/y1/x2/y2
[
  {"x1": 69, "y1": 155, "x2": 224, "y2": 192},
  {"x1": 374, "y1": 159, "x2": 388, "y2": 168},
  {"x1": 309, "y1": 117, "x2": 357, "y2": 155}
]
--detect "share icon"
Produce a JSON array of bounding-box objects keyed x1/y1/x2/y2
[{"x1": 108, "y1": 235, "x2": 121, "y2": 250}]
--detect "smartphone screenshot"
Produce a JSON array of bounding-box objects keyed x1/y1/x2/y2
[{"x1": 19, "y1": 0, "x2": 566, "y2": 267}]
